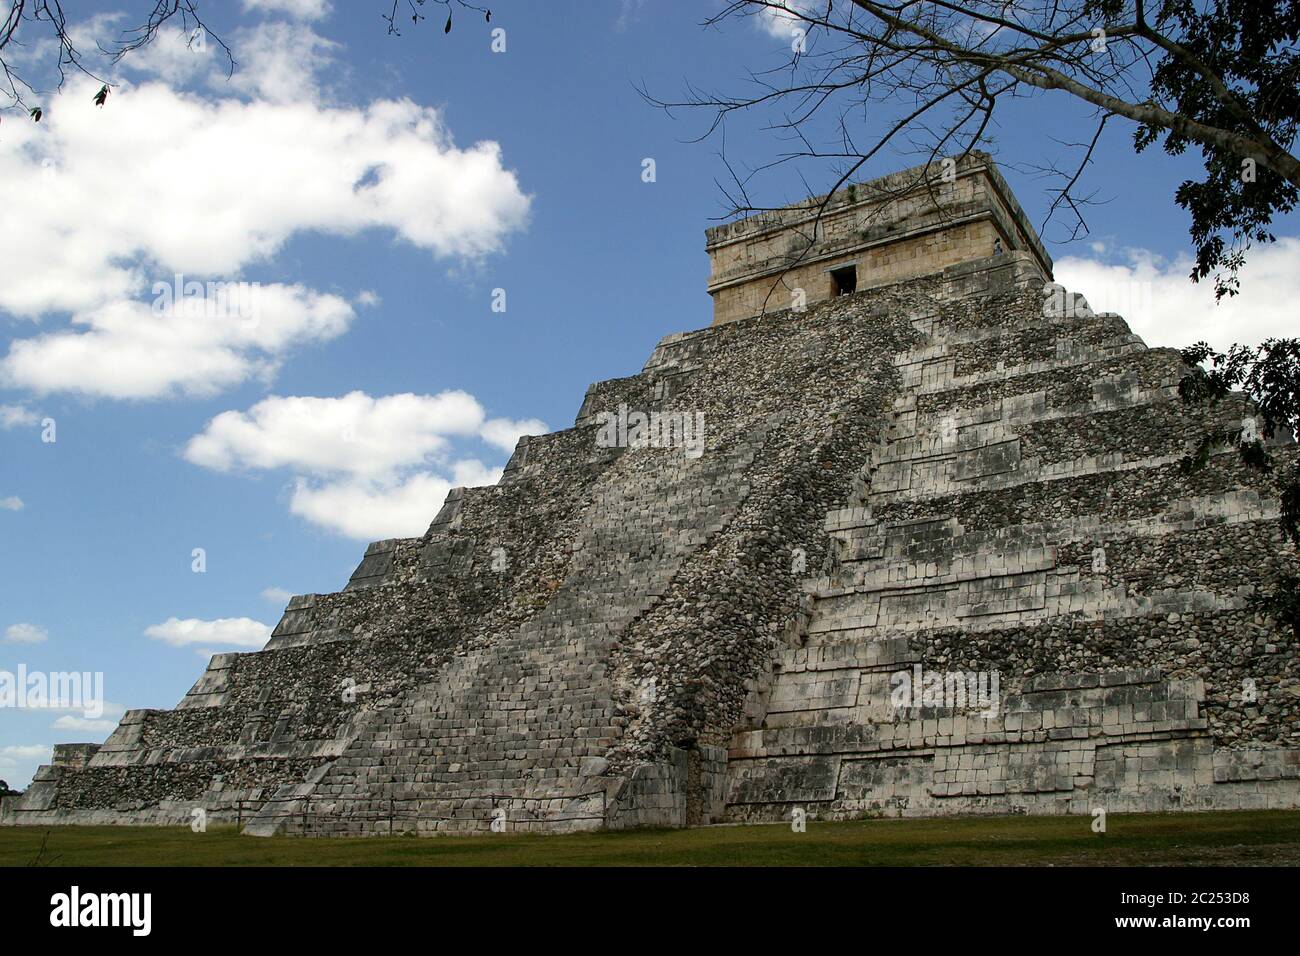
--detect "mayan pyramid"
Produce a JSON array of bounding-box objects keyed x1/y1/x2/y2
[{"x1": 5, "y1": 153, "x2": 1298, "y2": 835}]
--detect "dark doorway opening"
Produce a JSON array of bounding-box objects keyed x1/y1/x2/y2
[{"x1": 831, "y1": 265, "x2": 858, "y2": 296}]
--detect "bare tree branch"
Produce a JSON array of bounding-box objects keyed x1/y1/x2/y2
[{"x1": 654, "y1": 1, "x2": 1300, "y2": 300}]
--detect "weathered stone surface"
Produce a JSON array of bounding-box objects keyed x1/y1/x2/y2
[
  {"x1": 726, "y1": 279, "x2": 1299, "y2": 822},
  {"x1": 705, "y1": 151, "x2": 1051, "y2": 325},
  {"x1": 4, "y1": 161, "x2": 1296, "y2": 835}
]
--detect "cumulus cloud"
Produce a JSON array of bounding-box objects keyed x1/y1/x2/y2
[
  {"x1": 261, "y1": 586, "x2": 295, "y2": 604},
  {"x1": 0, "y1": 744, "x2": 51, "y2": 767},
  {"x1": 4, "y1": 286, "x2": 353, "y2": 399},
  {"x1": 754, "y1": 1, "x2": 820, "y2": 39},
  {"x1": 0, "y1": 497, "x2": 23, "y2": 512},
  {"x1": 144, "y1": 617, "x2": 272, "y2": 648},
  {"x1": 185, "y1": 390, "x2": 486, "y2": 477},
  {"x1": 0, "y1": 744, "x2": 52, "y2": 788},
  {"x1": 226, "y1": 20, "x2": 340, "y2": 102},
  {"x1": 0, "y1": 22, "x2": 530, "y2": 401},
  {"x1": 1054, "y1": 238, "x2": 1300, "y2": 354},
  {"x1": 102, "y1": 13, "x2": 332, "y2": 94},
  {"x1": 0, "y1": 405, "x2": 38, "y2": 429},
  {"x1": 185, "y1": 391, "x2": 545, "y2": 538},
  {"x1": 0, "y1": 76, "x2": 527, "y2": 316},
  {"x1": 51, "y1": 715, "x2": 119, "y2": 733},
  {"x1": 50, "y1": 700, "x2": 125, "y2": 734},
  {"x1": 481, "y1": 416, "x2": 547, "y2": 453},
  {"x1": 290, "y1": 460, "x2": 502, "y2": 540},
  {"x1": 5, "y1": 623, "x2": 49, "y2": 644},
  {"x1": 243, "y1": 0, "x2": 333, "y2": 20},
  {"x1": 115, "y1": 18, "x2": 218, "y2": 85}
]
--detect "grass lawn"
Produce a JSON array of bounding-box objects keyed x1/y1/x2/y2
[{"x1": 2, "y1": 809, "x2": 1300, "y2": 866}]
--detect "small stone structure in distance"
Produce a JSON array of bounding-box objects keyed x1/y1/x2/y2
[{"x1": 5, "y1": 152, "x2": 1297, "y2": 835}]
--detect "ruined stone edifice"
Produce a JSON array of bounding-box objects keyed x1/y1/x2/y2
[
  {"x1": 5, "y1": 153, "x2": 1298, "y2": 834},
  {"x1": 706, "y1": 154, "x2": 1050, "y2": 324}
]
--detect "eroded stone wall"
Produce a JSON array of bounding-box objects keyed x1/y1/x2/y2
[
  {"x1": 5, "y1": 277, "x2": 933, "y2": 835},
  {"x1": 705, "y1": 152, "x2": 1052, "y2": 325},
  {"x1": 6, "y1": 263, "x2": 1295, "y2": 835},
  {"x1": 726, "y1": 283, "x2": 1300, "y2": 821}
]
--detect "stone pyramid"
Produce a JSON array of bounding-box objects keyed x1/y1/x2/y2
[{"x1": 5, "y1": 157, "x2": 1297, "y2": 835}]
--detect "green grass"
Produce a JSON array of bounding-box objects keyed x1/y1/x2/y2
[{"x1": 4, "y1": 809, "x2": 1300, "y2": 866}]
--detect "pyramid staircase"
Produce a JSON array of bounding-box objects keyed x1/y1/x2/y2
[
  {"x1": 6, "y1": 268, "x2": 1296, "y2": 835},
  {"x1": 725, "y1": 286, "x2": 1300, "y2": 820}
]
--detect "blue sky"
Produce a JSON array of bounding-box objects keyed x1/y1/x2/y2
[{"x1": 1, "y1": 0, "x2": 1296, "y2": 788}]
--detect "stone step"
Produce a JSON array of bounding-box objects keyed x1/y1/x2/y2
[
  {"x1": 820, "y1": 495, "x2": 1278, "y2": 585},
  {"x1": 900, "y1": 345, "x2": 1184, "y2": 422},
  {"x1": 910, "y1": 309, "x2": 1138, "y2": 361},
  {"x1": 890, "y1": 321, "x2": 1147, "y2": 401},
  {"x1": 736, "y1": 684, "x2": 1208, "y2": 758},
  {"x1": 880, "y1": 371, "x2": 1236, "y2": 467},
  {"x1": 870, "y1": 449, "x2": 1283, "y2": 533}
]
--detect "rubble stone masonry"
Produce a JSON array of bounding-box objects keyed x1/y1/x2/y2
[{"x1": 4, "y1": 162, "x2": 1296, "y2": 834}]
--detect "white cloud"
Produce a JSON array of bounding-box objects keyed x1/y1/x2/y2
[
  {"x1": 1054, "y1": 238, "x2": 1300, "y2": 354},
  {"x1": 1, "y1": 70, "x2": 529, "y2": 312},
  {"x1": 0, "y1": 404, "x2": 38, "y2": 429},
  {"x1": 0, "y1": 744, "x2": 52, "y2": 787},
  {"x1": 0, "y1": 22, "x2": 530, "y2": 401},
  {"x1": 50, "y1": 700, "x2": 124, "y2": 734},
  {"x1": 185, "y1": 391, "x2": 544, "y2": 539},
  {"x1": 480, "y1": 416, "x2": 547, "y2": 453},
  {"x1": 0, "y1": 497, "x2": 23, "y2": 512},
  {"x1": 185, "y1": 390, "x2": 486, "y2": 477},
  {"x1": 116, "y1": 18, "x2": 333, "y2": 99},
  {"x1": 4, "y1": 286, "x2": 353, "y2": 399},
  {"x1": 261, "y1": 586, "x2": 294, "y2": 604},
  {"x1": 144, "y1": 617, "x2": 272, "y2": 648},
  {"x1": 5, "y1": 623, "x2": 49, "y2": 644},
  {"x1": 226, "y1": 21, "x2": 339, "y2": 103},
  {"x1": 0, "y1": 744, "x2": 51, "y2": 767},
  {"x1": 755, "y1": 1, "x2": 820, "y2": 39},
  {"x1": 117, "y1": 19, "x2": 217, "y2": 85},
  {"x1": 243, "y1": 0, "x2": 333, "y2": 21},
  {"x1": 50, "y1": 715, "x2": 119, "y2": 733},
  {"x1": 291, "y1": 460, "x2": 501, "y2": 539}
]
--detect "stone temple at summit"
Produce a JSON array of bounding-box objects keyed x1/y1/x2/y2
[{"x1": 5, "y1": 152, "x2": 1298, "y2": 835}]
